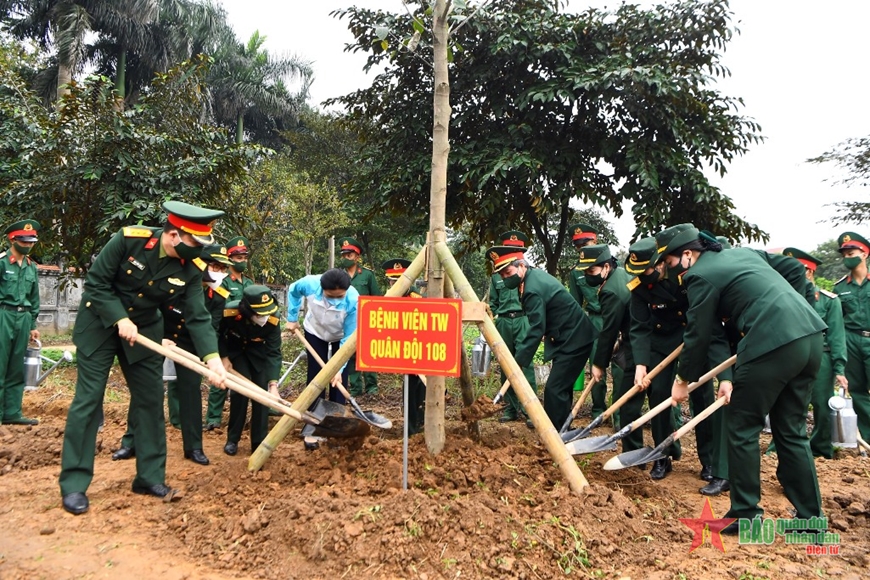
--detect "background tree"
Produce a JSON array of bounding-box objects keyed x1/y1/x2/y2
[
  {"x1": 330, "y1": 0, "x2": 766, "y2": 273},
  {"x1": 811, "y1": 238, "x2": 849, "y2": 286},
  {"x1": 807, "y1": 137, "x2": 870, "y2": 224}
]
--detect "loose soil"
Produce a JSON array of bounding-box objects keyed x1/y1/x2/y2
[{"x1": 1, "y1": 367, "x2": 869, "y2": 580}]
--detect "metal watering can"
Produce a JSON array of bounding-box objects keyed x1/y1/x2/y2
[
  {"x1": 470, "y1": 336, "x2": 492, "y2": 378},
  {"x1": 829, "y1": 388, "x2": 858, "y2": 449},
  {"x1": 24, "y1": 339, "x2": 74, "y2": 391}
]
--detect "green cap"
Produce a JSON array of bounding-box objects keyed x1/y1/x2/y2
[
  {"x1": 498, "y1": 230, "x2": 531, "y2": 248},
  {"x1": 201, "y1": 243, "x2": 233, "y2": 266},
  {"x1": 339, "y1": 237, "x2": 363, "y2": 254},
  {"x1": 715, "y1": 236, "x2": 732, "y2": 249},
  {"x1": 837, "y1": 232, "x2": 870, "y2": 254},
  {"x1": 162, "y1": 201, "x2": 224, "y2": 245},
  {"x1": 568, "y1": 223, "x2": 598, "y2": 246},
  {"x1": 226, "y1": 235, "x2": 250, "y2": 256},
  {"x1": 624, "y1": 237, "x2": 657, "y2": 275},
  {"x1": 575, "y1": 244, "x2": 611, "y2": 271},
  {"x1": 382, "y1": 258, "x2": 412, "y2": 279},
  {"x1": 5, "y1": 219, "x2": 40, "y2": 242},
  {"x1": 486, "y1": 245, "x2": 528, "y2": 273},
  {"x1": 243, "y1": 285, "x2": 278, "y2": 316},
  {"x1": 783, "y1": 247, "x2": 821, "y2": 271},
  {"x1": 654, "y1": 223, "x2": 699, "y2": 264}
]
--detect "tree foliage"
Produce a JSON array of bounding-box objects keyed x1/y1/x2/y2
[
  {"x1": 807, "y1": 137, "x2": 870, "y2": 225},
  {"x1": 329, "y1": 0, "x2": 766, "y2": 272}
]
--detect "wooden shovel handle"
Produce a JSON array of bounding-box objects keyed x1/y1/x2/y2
[
  {"x1": 673, "y1": 397, "x2": 726, "y2": 441},
  {"x1": 568, "y1": 380, "x2": 595, "y2": 418},
  {"x1": 292, "y1": 329, "x2": 355, "y2": 401},
  {"x1": 600, "y1": 343, "x2": 684, "y2": 420}
]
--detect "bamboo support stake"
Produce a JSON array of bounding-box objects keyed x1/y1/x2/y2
[
  {"x1": 248, "y1": 247, "x2": 428, "y2": 471},
  {"x1": 434, "y1": 241, "x2": 589, "y2": 494},
  {"x1": 446, "y1": 274, "x2": 480, "y2": 439}
]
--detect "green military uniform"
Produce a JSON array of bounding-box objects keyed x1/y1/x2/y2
[
  {"x1": 0, "y1": 220, "x2": 41, "y2": 425},
  {"x1": 488, "y1": 231, "x2": 537, "y2": 422},
  {"x1": 383, "y1": 259, "x2": 427, "y2": 433},
  {"x1": 658, "y1": 224, "x2": 827, "y2": 521},
  {"x1": 59, "y1": 202, "x2": 223, "y2": 514},
  {"x1": 576, "y1": 244, "x2": 641, "y2": 451},
  {"x1": 487, "y1": 246, "x2": 597, "y2": 429},
  {"x1": 342, "y1": 237, "x2": 381, "y2": 396},
  {"x1": 834, "y1": 232, "x2": 870, "y2": 442},
  {"x1": 205, "y1": 235, "x2": 253, "y2": 428},
  {"x1": 220, "y1": 286, "x2": 282, "y2": 455}
]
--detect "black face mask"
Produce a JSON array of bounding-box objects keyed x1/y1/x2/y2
[
  {"x1": 174, "y1": 238, "x2": 201, "y2": 260},
  {"x1": 638, "y1": 271, "x2": 659, "y2": 286}
]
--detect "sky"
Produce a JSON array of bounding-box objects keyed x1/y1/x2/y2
[{"x1": 217, "y1": 0, "x2": 870, "y2": 252}]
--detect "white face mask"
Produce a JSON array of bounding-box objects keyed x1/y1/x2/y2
[
  {"x1": 252, "y1": 314, "x2": 269, "y2": 327},
  {"x1": 206, "y1": 271, "x2": 228, "y2": 290}
]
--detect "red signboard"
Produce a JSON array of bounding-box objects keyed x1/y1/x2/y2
[{"x1": 356, "y1": 297, "x2": 462, "y2": 377}]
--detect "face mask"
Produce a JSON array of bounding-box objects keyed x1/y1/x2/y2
[
  {"x1": 502, "y1": 273, "x2": 522, "y2": 290},
  {"x1": 668, "y1": 255, "x2": 691, "y2": 280},
  {"x1": 638, "y1": 271, "x2": 659, "y2": 286},
  {"x1": 339, "y1": 257, "x2": 356, "y2": 268},
  {"x1": 251, "y1": 314, "x2": 269, "y2": 327},
  {"x1": 843, "y1": 256, "x2": 864, "y2": 270},
  {"x1": 584, "y1": 271, "x2": 605, "y2": 287},
  {"x1": 174, "y1": 238, "x2": 201, "y2": 261},
  {"x1": 325, "y1": 296, "x2": 342, "y2": 307},
  {"x1": 13, "y1": 243, "x2": 32, "y2": 255},
  {"x1": 206, "y1": 271, "x2": 228, "y2": 290},
  {"x1": 232, "y1": 260, "x2": 248, "y2": 273}
]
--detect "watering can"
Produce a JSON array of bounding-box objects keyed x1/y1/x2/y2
[
  {"x1": 829, "y1": 388, "x2": 858, "y2": 448},
  {"x1": 470, "y1": 336, "x2": 492, "y2": 378},
  {"x1": 24, "y1": 339, "x2": 73, "y2": 390}
]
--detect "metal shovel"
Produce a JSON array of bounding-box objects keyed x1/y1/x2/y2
[
  {"x1": 603, "y1": 397, "x2": 726, "y2": 470},
  {"x1": 303, "y1": 398, "x2": 372, "y2": 438}
]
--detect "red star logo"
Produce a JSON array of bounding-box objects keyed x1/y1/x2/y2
[{"x1": 679, "y1": 498, "x2": 737, "y2": 553}]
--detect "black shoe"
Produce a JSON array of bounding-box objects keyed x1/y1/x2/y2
[
  {"x1": 132, "y1": 483, "x2": 179, "y2": 499},
  {"x1": 650, "y1": 458, "x2": 672, "y2": 480},
  {"x1": 700, "y1": 465, "x2": 714, "y2": 482},
  {"x1": 525, "y1": 419, "x2": 535, "y2": 430},
  {"x1": 499, "y1": 411, "x2": 519, "y2": 423},
  {"x1": 223, "y1": 442, "x2": 238, "y2": 456},
  {"x1": 62, "y1": 492, "x2": 89, "y2": 515},
  {"x1": 205, "y1": 422, "x2": 219, "y2": 431},
  {"x1": 721, "y1": 520, "x2": 739, "y2": 535},
  {"x1": 184, "y1": 449, "x2": 210, "y2": 465},
  {"x1": 699, "y1": 478, "x2": 730, "y2": 496},
  {"x1": 3, "y1": 416, "x2": 39, "y2": 425},
  {"x1": 112, "y1": 446, "x2": 135, "y2": 461}
]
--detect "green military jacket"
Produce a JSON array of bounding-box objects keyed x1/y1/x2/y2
[
  {"x1": 751, "y1": 249, "x2": 815, "y2": 305},
  {"x1": 219, "y1": 303, "x2": 282, "y2": 382},
  {"x1": 514, "y1": 268, "x2": 597, "y2": 368},
  {"x1": 677, "y1": 248, "x2": 827, "y2": 382},
  {"x1": 163, "y1": 282, "x2": 228, "y2": 350},
  {"x1": 593, "y1": 267, "x2": 633, "y2": 370},
  {"x1": 488, "y1": 273, "x2": 523, "y2": 315},
  {"x1": 73, "y1": 227, "x2": 218, "y2": 363},
  {"x1": 221, "y1": 270, "x2": 253, "y2": 302},
  {"x1": 834, "y1": 274, "x2": 870, "y2": 334},
  {"x1": 0, "y1": 249, "x2": 39, "y2": 329},
  {"x1": 628, "y1": 277, "x2": 687, "y2": 364},
  {"x1": 349, "y1": 264, "x2": 381, "y2": 296},
  {"x1": 814, "y1": 287, "x2": 847, "y2": 376},
  {"x1": 567, "y1": 267, "x2": 602, "y2": 315}
]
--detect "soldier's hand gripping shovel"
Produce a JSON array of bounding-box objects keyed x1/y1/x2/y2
[
  {"x1": 293, "y1": 329, "x2": 393, "y2": 430},
  {"x1": 561, "y1": 343, "x2": 683, "y2": 440},
  {"x1": 603, "y1": 396, "x2": 727, "y2": 470},
  {"x1": 565, "y1": 355, "x2": 736, "y2": 455}
]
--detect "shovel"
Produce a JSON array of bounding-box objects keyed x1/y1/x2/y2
[
  {"x1": 558, "y1": 380, "x2": 596, "y2": 434},
  {"x1": 461, "y1": 379, "x2": 511, "y2": 422},
  {"x1": 293, "y1": 329, "x2": 393, "y2": 430},
  {"x1": 302, "y1": 398, "x2": 371, "y2": 439},
  {"x1": 561, "y1": 343, "x2": 684, "y2": 440},
  {"x1": 603, "y1": 397, "x2": 726, "y2": 470},
  {"x1": 565, "y1": 355, "x2": 736, "y2": 455}
]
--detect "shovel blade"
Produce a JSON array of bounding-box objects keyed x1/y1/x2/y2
[
  {"x1": 356, "y1": 409, "x2": 392, "y2": 430},
  {"x1": 312, "y1": 416, "x2": 371, "y2": 439},
  {"x1": 565, "y1": 435, "x2": 618, "y2": 455},
  {"x1": 602, "y1": 446, "x2": 665, "y2": 470},
  {"x1": 307, "y1": 398, "x2": 356, "y2": 422}
]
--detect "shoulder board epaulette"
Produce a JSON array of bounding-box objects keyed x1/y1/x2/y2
[
  {"x1": 268, "y1": 315, "x2": 280, "y2": 326},
  {"x1": 409, "y1": 291, "x2": 422, "y2": 298},
  {"x1": 626, "y1": 277, "x2": 641, "y2": 292},
  {"x1": 819, "y1": 289, "x2": 838, "y2": 299},
  {"x1": 834, "y1": 274, "x2": 848, "y2": 285},
  {"x1": 123, "y1": 227, "x2": 153, "y2": 238},
  {"x1": 192, "y1": 257, "x2": 206, "y2": 271},
  {"x1": 223, "y1": 308, "x2": 239, "y2": 318},
  {"x1": 213, "y1": 285, "x2": 230, "y2": 299}
]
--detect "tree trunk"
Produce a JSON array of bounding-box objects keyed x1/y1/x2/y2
[
  {"x1": 115, "y1": 49, "x2": 127, "y2": 99},
  {"x1": 57, "y1": 63, "x2": 73, "y2": 102},
  {"x1": 236, "y1": 111, "x2": 245, "y2": 144},
  {"x1": 424, "y1": 0, "x2": 451, "y2": 455}
]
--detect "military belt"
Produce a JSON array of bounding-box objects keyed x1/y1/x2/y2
[
  {"x1": 499, "y1": 311, "x2": 526, "y2": 319},
  {"x1": 0, "y1": 304, "x2": 27, "y2": 312},
  {"x1": 850, "y1": 329, "x2": 870, "y2": 338}
]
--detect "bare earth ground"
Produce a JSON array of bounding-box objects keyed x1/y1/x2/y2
[{"x1": 1, "y1": 366, "x2": 869, "y2": 580}]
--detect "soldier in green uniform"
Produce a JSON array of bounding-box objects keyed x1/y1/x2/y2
[
  {"x1": 58, "y1": 202, "x2": 227, "y2": 515},
  {"x1": 383, "y1": 259, "x2": 427, "y2": 433},
  {"x1": 341, "y1": 237, "x2": 381, "y2": 396},
  {"x1": 781, "y1": 247, "x2": 848, "y2": 458},
  {"x1": 834, "y1": 232, "x2": 870, "y2": 442},
  {"x1": 657, "y1": 224, "x2": 827, "y2": 531},
  {"x1": 205, "y1": 235, "x2": 252, "y2": 429},
  {"x1": 565, "y1": 223, "x2": 622, "y2": 419},
  {"x1": 220, "y1": 286, "x2": 282, "y2": 456},
  {"x1": 487, "y1": 231, "x2": 537, "y2": 423},
  {"x1": 0, "y1": 220, "x2": 41, "y2": 426},
  {"x1": 575, "y1": 244, "x2": 644, "y2": 454},
  {"x1": 486, "y1": 246, "x2": 597, "y2": 429}
]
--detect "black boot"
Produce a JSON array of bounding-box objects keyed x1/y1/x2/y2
[
  {"x1": 699, "y1": 477, "x2": 730, "y2": 496},
  {"x1": 650, "y1": 458, "x2": 672, "y2": 480}
]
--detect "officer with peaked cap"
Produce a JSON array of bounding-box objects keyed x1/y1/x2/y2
[
  {"x1": 220, "y1": 285, "x2": 282, "y2": 456},
  {"x1": 655, "y1": 223, "x2": 827, "y2": 533},
  {"x1": 486, "y1": 245, "x2": 597, "y2": 429},
  {"x1": 834, "y1": 231, "x2": 870, "y2": 442},
  {"x1": 488, "y1": 231, "x2": 537, "y2": 423},
  {"x1": 341, "y1": 237, "x2": 381, "y2": 396},
  {"x1": 59, "y1": 201, "x2": 227, "y2": 516},
  {"x1": 0, "y1": 219, "x2": 41, "y2": 426}
]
